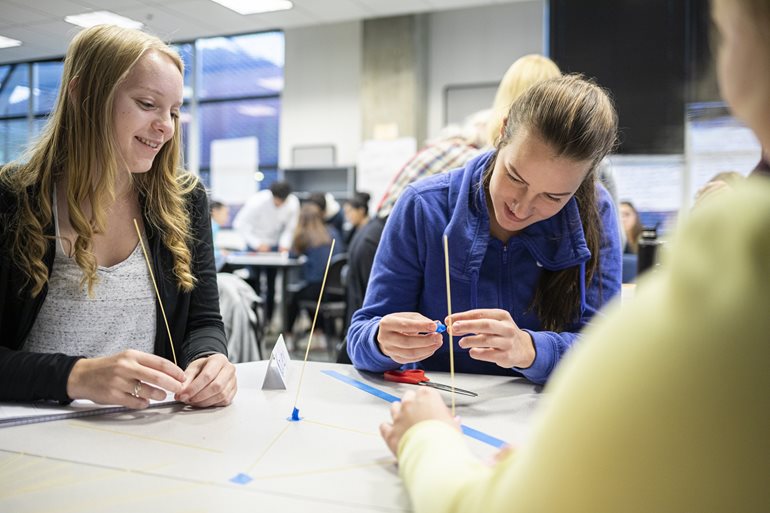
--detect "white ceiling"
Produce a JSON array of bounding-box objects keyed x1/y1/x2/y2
[{"x1": 0, "y1": 0, "x2": 527, "y2": 64}]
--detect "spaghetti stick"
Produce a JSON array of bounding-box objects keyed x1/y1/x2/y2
[
  {"x1": 443, "y1": 235, "x2": 455, "y2": 417},
  {"x1": 290, "y1": 239, "x2": 336, "y2": 421},
  {"x1": 133, "y1": 219, "x2": 177, "y2": 366}
]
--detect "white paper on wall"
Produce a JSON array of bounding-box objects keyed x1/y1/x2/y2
[
  {"x1": 356, "y1": 138, "x2": 417, "y2": 215},
  {"x1": 211, "y1": 137, "x2": 259, "y2": 204}
]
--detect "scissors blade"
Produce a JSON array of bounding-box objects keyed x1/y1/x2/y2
[{"x1": 422, "y1": 382, "x2": 478, "y2": 397}]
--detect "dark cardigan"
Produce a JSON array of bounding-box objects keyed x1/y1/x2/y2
[{"x1": 0, "y1": 178, "x2": 227, "y2": 402}]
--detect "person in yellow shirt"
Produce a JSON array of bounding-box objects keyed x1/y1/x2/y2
[{"x1": 380, "y1": 1, "x2": 770, "y2": 511}]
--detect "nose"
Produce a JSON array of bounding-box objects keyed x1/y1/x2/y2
[
  {"x1": 511, "y1": 193, "x2": 534, "y2": 218},
  {"x1": 152, "y1": 111, "x2": 175, "y2": 138}
]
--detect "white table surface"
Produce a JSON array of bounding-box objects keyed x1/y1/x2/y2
[{"x1": 0, "y1": 361, "x2": 541, "y2": 512}]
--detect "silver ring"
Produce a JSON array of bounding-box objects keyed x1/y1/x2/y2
[{"x1": 132, "y1": 380, "x2": 142, "y2": 398}]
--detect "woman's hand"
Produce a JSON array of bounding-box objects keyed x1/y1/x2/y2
[
  {"x1": 66, "y1": 349, "x2": 186, "y2": 409},
  {"x1": 380, "y1": 388, "x2": 459, "y2": 456},
  {"x1": 447, "y1": 309, "x2": 535, "y2": 369},
  {"x1": 377, "y1": 312, "x2": 443, "y2": 364},
  {"x1": 176, "y1": 353, "x2": 237, "y2": 408}
]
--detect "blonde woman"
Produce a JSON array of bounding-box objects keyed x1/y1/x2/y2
[
  {"x1": 381, "y1": 0, "x2": 770, "y2": 511},
  {"x1": 485, "y1": 54, "x2": 561, "y2": 147},
  {"x1": 0, "y1": 25, "x2": 236, "y2": 408}
]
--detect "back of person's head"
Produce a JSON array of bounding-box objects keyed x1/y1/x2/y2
[
  {"x1": 269, "y1": 181, "x2": 292, "y2": 201},
  {"x1": 308, "y1": 192, "x2": 327, "y2": 212},
  {"x1": 293, "y1": 202, "x2": 330, "y2": 253},
  {"x1": 0, "y1": 24, "x2": 193, "y2": 297},
  {"x1": 486, "y1": 54, "x2": 561, "y2": 147}
]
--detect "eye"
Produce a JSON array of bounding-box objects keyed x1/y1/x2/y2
[
  {"x1": 171, "y1": 111, "x2": 180, "y2": 120},
  {"x1": 545, "y1": 195, "x2": 563, "y2": 203},
  {"x1": 137, "y1": 100, "x2": 154, "y2": 110},
  {"x1": 507, "y1": 173, "x2": 524, "y2": 184}
]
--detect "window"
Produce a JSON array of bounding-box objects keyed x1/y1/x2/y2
[{"x1": 0, "y1": 31, "x2": 284, "y2": 190}]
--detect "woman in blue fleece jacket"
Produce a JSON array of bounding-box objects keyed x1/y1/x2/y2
[{"x1": 347, "y1": 75, "x2": 622, "y2": 384}]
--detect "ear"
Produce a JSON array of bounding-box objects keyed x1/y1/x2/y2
[
  {"x1": 67, "y1": 76, "x2": 80, "y2": 105},
  {"x1": 495, "y1": 116, "x2": 508, "y2": 147},
  {"x1": 499, "y1": 116, "x2": 508, "y2": 139}
]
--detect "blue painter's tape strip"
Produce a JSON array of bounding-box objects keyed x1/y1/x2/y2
[
  {"x1": 230, "y1": 472, "x2": 253, "y2": 485},
  {"x1": 322, "y1": 370, "x2": 400, "y2": 403},
  {"x1": 460, "y1": 425, "x2": 507, "y2": 449},
  {"x1": 322, "y1": 369, "x2": 507, "y2": 449}
]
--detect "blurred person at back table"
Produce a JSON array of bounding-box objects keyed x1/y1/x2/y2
[{"x1": 232, "y1": 181, "x2": 300, "y2": 324}]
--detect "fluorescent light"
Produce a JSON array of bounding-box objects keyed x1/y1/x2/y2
[
  {"x1": 64, "y1": 11, "x2": 144, "y2": 29},
  {"x1": 209, "y1": 0, "x2": 293, "y2": 15},
  {"x1": 0, "y1": 35, "x2": 22, "y2": 49}
]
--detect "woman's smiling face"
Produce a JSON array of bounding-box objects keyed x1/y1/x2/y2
[
  {"x1": 487, "y1": 128, "x2": 592, "y2": 240},
  {"x1": 111, "y1": 50, "x2": 183, "y2": 175}
]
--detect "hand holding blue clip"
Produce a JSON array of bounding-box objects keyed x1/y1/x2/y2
[{"x1": 419, "y1": 321, "x2": 446, "y2": 335}]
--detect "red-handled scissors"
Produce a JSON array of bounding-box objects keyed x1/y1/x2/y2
[{"x1": 384, "y1": 370, "x2": 478, "y2": 397}]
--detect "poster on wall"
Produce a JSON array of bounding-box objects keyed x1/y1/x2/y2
[
  {"x1": 211, "y1": 136, "x2": 259, "y2": 205},
  {"x1": 356, "y1": 137, "x2": 416, "y2": 215}
]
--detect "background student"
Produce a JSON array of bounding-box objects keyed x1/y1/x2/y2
[
  {"x1": 0, "y1": 25, "x2": 236, "y2": 408},
  {"x1": 380, "y1": 0, "x2": 770, "y2": 510},
  {"x1": 285, "y1": 203, "x2": 343, "y2": 341},
  {"x1": 619, "y1": 200, "x2": 643, "y2": 254},
  {"x1": 232, "y1": 180, "x2": 300, "y2": 325},
  {"x1": 347, "y1": 75, "x2": 622, "y2": 384}
]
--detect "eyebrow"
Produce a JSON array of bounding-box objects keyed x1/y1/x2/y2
[
  {"x1": 136, "y1": 86, "x2": 183, "y2": 107},
  {"x1": 508, "y1": 166, "x2": 573, "y2": 197}
]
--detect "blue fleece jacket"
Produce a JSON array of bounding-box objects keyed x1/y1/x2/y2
[{"x1": 347, "y1": 151, "x2": 622, "y2": 384}]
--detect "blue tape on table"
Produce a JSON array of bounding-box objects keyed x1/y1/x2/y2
[
  {"x1": 230, "y1": 472, "x2": 253, "y2": 485},
  {"x1": 321, "y1": 370, "x2": 507, "y2": 449},
  {"x1": 322, "y1": 370, "x2": 400, "y2": 403}
]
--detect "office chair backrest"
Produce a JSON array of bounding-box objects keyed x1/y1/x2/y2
[{"x1": 324, "y1": 253, "x2": 348, "y2": 297}]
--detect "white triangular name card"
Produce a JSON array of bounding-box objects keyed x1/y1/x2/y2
[{"x1": 262, "y1": 334, "x2": 291, "y2": 390}]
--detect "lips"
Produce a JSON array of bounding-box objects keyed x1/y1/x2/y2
[{"x1": 135, "y1": 136, "x2": 162, "y2": 150}]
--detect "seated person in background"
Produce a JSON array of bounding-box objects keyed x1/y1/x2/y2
[
  {"x1": 379, "y1": 0, "x2": 770, "y2": 511},
  {"x1": 347, "y1": 75, "x2": 622, "y2": 384},
  {"x1": 0, "y1": 25, "x2": 235, "y2": 408},
  {"x1": 694, "y1": 170, "x2": 745, "y2": 206},
  {"x1": 308, "y1": 192, "x2": 346, "y2": 250},
  {"x1": 232, "y1": 181, "x2": 300, "y2": 324},
  {"x1": 286, "y1": 204, "x2": 342, "y2": 340},
  {"x1": 619, "y1": 200, "x2": 643, "y2": 254},
  {"x1": 343, "y1": 192, "x2": 371, "y2": 246},
  {"x1": 210, "y1": 200, "x2": 230, "y2": 271}
]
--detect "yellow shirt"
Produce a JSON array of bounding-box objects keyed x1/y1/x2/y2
[{"x1": 398, "y1": 179, "x2": 770, "y2": 513}]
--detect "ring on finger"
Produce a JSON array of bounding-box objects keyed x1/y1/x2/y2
[{"x1": 132, "y1": 380, "x2": 142, "y2": 398}]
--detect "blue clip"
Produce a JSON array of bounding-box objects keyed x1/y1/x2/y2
[
  {"x1": 288, "y1": 407, "x2": 302, "y2": 422},
  {"x1": 419, "y1": 321, "x2": 446, "y2": 335}
]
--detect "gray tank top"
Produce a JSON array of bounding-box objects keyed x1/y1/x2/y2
[{"x1": 23, "y1": 189, "x2": 156, "y2": 357}]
